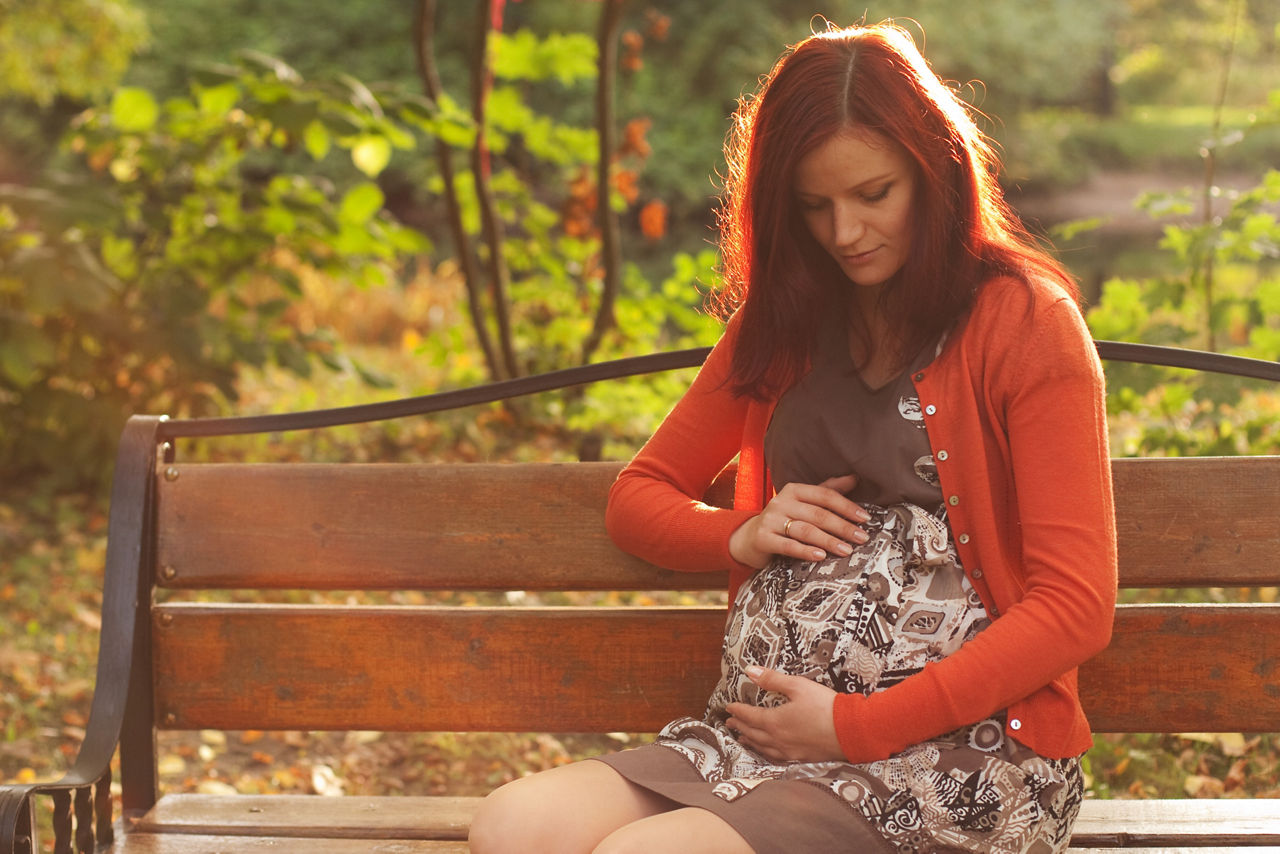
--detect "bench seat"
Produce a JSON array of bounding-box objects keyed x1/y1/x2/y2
[{"x1": 110, "y1": 794, "x2": 1280, "y2": 851}]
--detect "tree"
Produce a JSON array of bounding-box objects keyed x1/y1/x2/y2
[{"x1": 0, "y1": 58, "x2": 439, "y2": 492}]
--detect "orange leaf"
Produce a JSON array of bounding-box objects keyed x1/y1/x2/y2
[
  {"x1": 639, "y1": 200, "x2": 667, "y2": 242},
  {"x1": 645, "y1": 10, "x2": 671, "y2": 41},
  {"x1": 1225, "y1": 758, "x2": 1248, "y2": 791},
  {"x1": 619, "y1": 118, "x2": 652, "y2": 159},
  {"x1": 613, "y1": 169, "x2": 639, "y2": 204}
]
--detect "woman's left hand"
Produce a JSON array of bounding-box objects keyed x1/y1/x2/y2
[{"x1": 724, "y1": 666, "x2": 844, "y2": 763}]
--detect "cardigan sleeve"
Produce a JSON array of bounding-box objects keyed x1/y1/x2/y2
[
  {"x1": 606, "y1": 318, "x2": 762, "y2": 574},
  {"x1": 832, "y1": 290, "x2": 1118, "y2": 762}
]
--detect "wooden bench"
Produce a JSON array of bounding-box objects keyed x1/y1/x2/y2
[{"x1": 2, "y1": 344, "x2": 1279, "y2": 853}]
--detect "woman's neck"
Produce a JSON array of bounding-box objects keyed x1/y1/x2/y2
[{"x1": 846, "y1": 286, "x2": 903, "y2": 390}]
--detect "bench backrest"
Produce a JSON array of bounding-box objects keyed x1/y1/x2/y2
[{"x1": 148, "y1": 457, "x2": 1280, "y2": 736}]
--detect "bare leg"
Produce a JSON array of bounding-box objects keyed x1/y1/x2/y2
[
  {"x1": 468, "y1": 759, "x2": 676, "y2": 854},
  {"x1": 592, "y1": 806, "x2": 755, "y2": 854}
]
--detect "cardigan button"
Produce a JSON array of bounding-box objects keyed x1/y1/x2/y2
[
  {"x1": 924, "y1": 404, "x2": 937, "y2": 416},
  {"x1": 1009, "y1": 718, "x2": 1023, "y2": 731},
  {"x1": 948, "y1": 495, "x2": 960, "y2": 506},
  {"x1": 914, "y1": 372, "x2": 925, "y2": 382},
  {"x1": 936, "y1": 450, "x2": 949, "y2": 461},
  {"x1": 971, "y1": 567, "x2": 983, "y2": 578},
  {"x1": 958, "y1": 533, "x2": 970, "y2": 545}
]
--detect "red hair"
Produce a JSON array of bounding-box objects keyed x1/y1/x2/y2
[{"x1": 713, "y1": 23, "x2": 1076, "y2": 398}]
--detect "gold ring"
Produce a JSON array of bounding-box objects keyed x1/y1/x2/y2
[{"x1": 783, "y1": 518, "x2": 795, "y2": 538}]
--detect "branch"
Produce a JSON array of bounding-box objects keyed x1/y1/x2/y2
[
  {"x1": 582, "y1": 0, "x2": 627, "y2": 365},
  {"x1": 471, "y1": 0, "x2": 520, "y2": 378},
  {"x1": 1198, "y1": 0, "x2": 1246, "y2": 353},
  {"x1": 413, "y1": 0, "x2": 504, "y2": 380}
]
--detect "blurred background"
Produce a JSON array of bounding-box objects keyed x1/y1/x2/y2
[{"x1": 2, "y1": 0, "x2": 1279, "y2": 827}]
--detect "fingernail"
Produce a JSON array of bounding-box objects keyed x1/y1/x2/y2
[
  {"x1": 745, "y1": 665, "x2": 764, "y2": 678},
  {"x1": 853, "y1": 530, "x2": 869, "y2": 543},
  {"x1": 811, "y1": 548, "x2": 826, "y2": 560},
  {"x1": 836, "y1": 542, "x2": 853, "y2": 556}
]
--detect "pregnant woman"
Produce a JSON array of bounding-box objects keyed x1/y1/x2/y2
[{"x1": 469, "y1": 20, "x2": 1116, "y2": 854}]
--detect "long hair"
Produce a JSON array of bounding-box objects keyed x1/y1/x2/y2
[{"x1": 714, "y1": 23, "x2": 1076, "y2": 398}]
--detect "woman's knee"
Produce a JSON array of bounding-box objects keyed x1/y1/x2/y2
[
  {"x1": 591, "y1": 807, "x2": 754, "y2": 854},
  {"x1": 468, "y1": 775, "x2": 552, "y2": 854},
  {"x1": 469, "y1": 760, "x2": 662, "y2": 854}
]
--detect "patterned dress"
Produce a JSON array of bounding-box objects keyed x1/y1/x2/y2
[{"x1": 600, "y1": 322, "x2": 1084, "y2": 853}]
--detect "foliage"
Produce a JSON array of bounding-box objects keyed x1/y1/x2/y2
[
  {"x1": 863, "y1": 0, "x2": 1116, "y2": 114},
  {"x1": 0, "y1": 0, "x2": 149, "y2": 107},
  {"x1": 1111, "y1": 0, "x2": 1280, "y2": 106},
  {"x1": 1083, "y1": 91, "x2": 1280, "y2": 457},
  {"x1": 122, "y1": 0, "x2": 432, "y2": 95},
  {"x1": 417, "y1": 19, "x2": 697, "y2": 382},
  {"x1": 0, "y1": 56, "x2": 450, "y2": 493}
]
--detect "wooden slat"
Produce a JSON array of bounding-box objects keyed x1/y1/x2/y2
[
  {"x1": 1079, "y1": 603, "x2": 1280, "y2": 732},
  {"x1": 154, "y1": 458, "x2": 1280, "y2": 592},
  {"x1": 122, "y1": 793, "x2": 1280, "y2": 849},
  {"x1": 155, "y1": 462, "x2": 726, "y2": 592},
  {"x1": 1112, "y1": 457, "x2": 1280, "y2": 587},
  {"x1": 105, "y1": 834, "x2": 467, "y2": 853},
  {"x1": 152, "y1": 603, "x2": 724, "y2": 733},
  {"x1": 1070, "y1": 798, "x2": 1280, "y2": 845},
  {"x1": 153, "y1": 602, "x2": 1280, "y2": 734},
  {"x1": 135, "y1": 794, "x2": 475, "y2": 840}
]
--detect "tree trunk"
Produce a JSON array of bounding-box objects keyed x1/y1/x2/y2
[
  {"x1": 413, "y1": 0, "x2": 504, "y2": 381},
  {"x1": 581, "y1": 0, "x2": 627, "y2": 364}
]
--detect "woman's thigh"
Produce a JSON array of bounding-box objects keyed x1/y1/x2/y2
[
  {"x1": 592, "y1": 806, "x2": 755, "y2": 854},
  {"x1": 467, "y1": 758, "x2": 676, "y2": 854}
]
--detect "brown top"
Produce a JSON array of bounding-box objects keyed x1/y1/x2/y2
[{"x1": 765, "y1": 317, "x2": 943, "y2": 507}]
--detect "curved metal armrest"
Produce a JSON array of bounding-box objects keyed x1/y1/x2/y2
[
  {"x1": 0, "y1": 417, "x2": 164, "y2": 854},
  {"x1": 0, "y1": 777, "x2": 113, "y2": 854}
]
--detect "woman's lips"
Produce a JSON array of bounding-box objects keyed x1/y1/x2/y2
[{"x1": 842, "y1": 246, "x2": 880, "y2": 265}]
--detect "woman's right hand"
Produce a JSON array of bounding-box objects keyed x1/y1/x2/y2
[{"x1": 728, "y1": 473, "x2": 870, "y2": 569}]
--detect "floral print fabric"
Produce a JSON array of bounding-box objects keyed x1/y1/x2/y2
[{"x1": 651, "y1": 503, "x2": 1084, "y2": 853}]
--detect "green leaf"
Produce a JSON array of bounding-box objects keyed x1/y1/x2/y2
[
  {"x1": 1256, "y1": 278, "x2": 1280, "y2": 316},
  {"x1": 100, "y1": 234, "x2": 138, "y2": 279},
  {"x1": 261, "y1": 205, "x2": 298, "y2": 235},
  {"x1": 350, "y1": 135, "x2": 391, "y2": 177},
  {"x1": 1050, "y1": 216, "x2": 1110, "y2": 243},
  {"x1": 339, "y1": 182, "x2": 385, "y2": 225},
  {"x1": 196, "y1": 83, "x2": 240, "y2": 117},
  {"x1": 303, "y1": 119, "x2": 331, "y2": 160},
  {"x1": 110, "y1": 87, "x2": 159, "y2": 133},
  {"x1": 353, "y1": 359, "x2": 394, "y2": 389},
  {"x1": 0, "y1": 323, "x2": 57, "y2": 388},
  {"x1": 493, "y1": 30, "x2": 597, "y2": 85}
]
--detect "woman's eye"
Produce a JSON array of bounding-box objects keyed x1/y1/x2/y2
[{"x1": 861, "y1": 184, "x2": 892, "y2": 203}]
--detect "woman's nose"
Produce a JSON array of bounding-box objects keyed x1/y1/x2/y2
[{"x1": 832, "y1": 203, "x2": 866, "y2": 247}]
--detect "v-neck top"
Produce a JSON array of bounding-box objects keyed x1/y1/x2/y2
[{"x1": 764, "y1": 317, "x2": 943, "y2": 507}]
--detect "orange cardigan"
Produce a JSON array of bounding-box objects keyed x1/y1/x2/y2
[{"x1": 606, "y1": 275, "x2": 1117, "y2": 763}]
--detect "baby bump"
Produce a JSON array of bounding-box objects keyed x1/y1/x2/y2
[{"x1": 709, "y1": 503, "x2": 989, "y2": 717}]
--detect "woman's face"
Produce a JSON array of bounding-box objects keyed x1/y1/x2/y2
[{"x1": 793, "y1": 128, "x2": 916, "y2": 291}]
